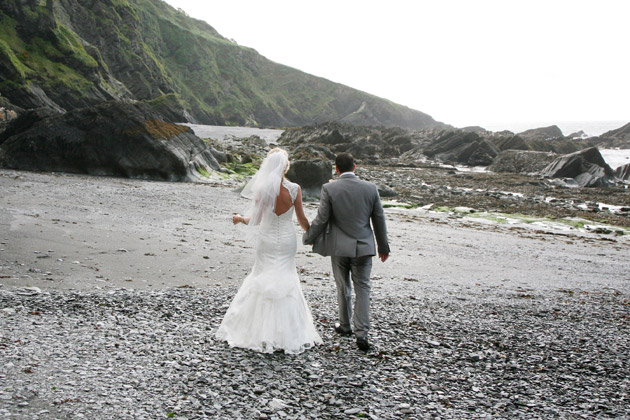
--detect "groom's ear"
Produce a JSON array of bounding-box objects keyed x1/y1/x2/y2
[{"x1": 335, "y1": 165, "x2": 341, "y2": 175}]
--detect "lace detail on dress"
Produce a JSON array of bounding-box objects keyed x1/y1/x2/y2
[{"x1": 282, "y1": 179, "x2": 299, "y2": 203}]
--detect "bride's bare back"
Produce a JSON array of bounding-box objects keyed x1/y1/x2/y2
[
  {"x1": 277, "y1": 182, "x2": 310, "y2": 231},
  {"x1": 233, "y1": 179, "x2": 309, "y2": 232},
  {"x1": 274, "y1": 184, "x2": 293, "y2": 216}
]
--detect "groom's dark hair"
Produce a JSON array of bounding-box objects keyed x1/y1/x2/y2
[{"x1": 335, "y1": 153, "x2": 354, "y2": 173}]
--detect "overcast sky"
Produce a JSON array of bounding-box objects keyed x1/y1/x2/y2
[{"x1": 163, "y1": 0, "x2": 629, "y2": 130}]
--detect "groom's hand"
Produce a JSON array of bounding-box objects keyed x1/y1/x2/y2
[{"x1": 379, "y1": 253, "x2": 389, "y2": 262}]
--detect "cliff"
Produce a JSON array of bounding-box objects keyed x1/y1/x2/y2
[{"x1": 0, "y1": 0, "x2": 445, "y2": 130}]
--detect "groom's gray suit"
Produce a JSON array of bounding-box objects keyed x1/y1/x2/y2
[{"x1": 303, "y1": 172, "x2": 390, "y2": 339}]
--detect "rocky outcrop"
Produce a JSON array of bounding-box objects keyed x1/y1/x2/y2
[
  {"x1": 290, "y1": 144, "x2": 336, "y2": 161},
  {"x1": 0, "y1": 107, "x2": 61, "y2": 146},
  {"x1": 0, "y1": 106, "x2": 20, "y2": 134},
  {"x1": 517, "y1": 125, "x2": 564, "y2": 141},
  {"x1": 491, "y1": 133, "x2": 585, "y2": 154},
  {"x1": 279, "y1": 122, "x2": 429, "y2": 162},
  {"x1": 601, "y1": 122, "x2": 630, "y2": 142},
  {"x1": 615, "y1": 163, "x2": 630, "y2": 183},
  {"x1": 0, "y1": 101, "x2": 219, "y2": 181},
  {"x1": 460, "y1": 126, "x2": 489, "y2": 134},
  {"x1": 540, "y1": 147, "x2": 616, "y2": 187},
  {"x1": 590, "y1": 122, "x2": 630, "y2": 148},
  {"x1": 0, "y1": 0, "x2": 445, "y2": 130},
  {"x1": 489, "y1": 150, "x2": 557, "y2": 174},
  {"x1": 0, "y1": 95, "x2": 23, "y2": 133},
  {"x1": 491, "y1": 135, "x2": 531, "y2": 151},
  {"x1": 567, "y1": 130, "x2": 589, "y2": 139},
  {"x1": 423, "y1": 131, "x2": 499, "y2": 166}
]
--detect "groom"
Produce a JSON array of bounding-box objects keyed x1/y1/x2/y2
[{"x1": 303, "y1": 153, "x2": 390, "y2": 351}]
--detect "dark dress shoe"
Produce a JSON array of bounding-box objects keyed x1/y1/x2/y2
[
  {"x1": 334, "y1": 325, "x2": 353, "y2": 337},
  {"x1": 356, "y1": 337, "x2": 370, "y2": 351}
]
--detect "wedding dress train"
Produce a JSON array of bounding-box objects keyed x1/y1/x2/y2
[{"x1": 215, "y1": 180, "x2": 322, "y2": 354}]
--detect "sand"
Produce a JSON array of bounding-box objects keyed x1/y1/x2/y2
[{"x1": 1, "y1": 169, "x2": 628, "y2": 295}]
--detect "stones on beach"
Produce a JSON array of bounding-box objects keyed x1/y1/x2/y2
[
  {"x1": 14, "y1": 286, "x2": 41, "y2": 296},
  {"x1": 0, "y1": 284, "x2": 628, "y2": 420}
]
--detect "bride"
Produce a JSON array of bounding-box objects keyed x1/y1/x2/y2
[{"x1": 215, "y1": 148, "x2": 323, "y2": 354}]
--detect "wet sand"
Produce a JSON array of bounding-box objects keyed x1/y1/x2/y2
[{"x1": 1, "y1": 169, "x2": 628, "y2": 295}]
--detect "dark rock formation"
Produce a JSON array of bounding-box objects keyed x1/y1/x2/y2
[
  {"x1": 286, "y1": 159, "x2": 332, "y2": 197},
  {"x1": 0, "y1": 95, "x2": 23, "y2": 133},
  {"x1": 491, "y1": 135, "x2": 531, "y2": 151},
  {"x1": 567, "y1": 130, "x2": 588, "y2": 139},
  {"x1": 489, "y1": 150, "x2": 557, "y2": 174},
  {"x1": 290, "y1": 144, "x2": 336, "y2": 161},
  {"x1": 589, "y1": 122, "x2": 630, "y2": 148},
  {"x1": 615, "y1": 163, "x2": 630, "y2": 183},
  {"x1": 423, "y1": 131, "x2": 499, "y2": 166},
  {"x1": 0, "y1": 108, "x2": 62, "y2": 146},
  {"x1": 540, "y1": 147, "x2": 616, "y2": 187},
  {"x1": 460, "y1": 126, "x2": 489, "y2": 134},
  {"x1": 491, "y1": 133, "x2": 586, "y2": 154},
  {"x1": 600, "y1": 122, "x2": 630, "y2": 142},
  {"x1": 0, "y1": 101, "x2": 219, "y2": 181},
  {"x1": 279, "y1": 122, "x2": 428, "y2": 162},
  {"x1": 517, "y1": 125, "x2": 564, "y2": 141}
]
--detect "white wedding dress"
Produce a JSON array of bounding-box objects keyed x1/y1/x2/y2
[{"x1": 215, "y1": 179, "x2": 322, "y2": 354}]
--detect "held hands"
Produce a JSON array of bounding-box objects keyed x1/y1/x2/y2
[{"x1": 378, "y1": 253, "x2": 389, "y2": 263}]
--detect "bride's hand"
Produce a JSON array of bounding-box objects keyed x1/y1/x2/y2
[{"x1": 232, "y1": 215, "x2": 242, "y2": 225}]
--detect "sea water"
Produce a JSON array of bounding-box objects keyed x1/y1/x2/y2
[
  {"x1": 481, "y1": 120, "x2": 627, "y2": 137},
  {"x1": 600, "y1": 149, "x2": 630, "y2": 170}
]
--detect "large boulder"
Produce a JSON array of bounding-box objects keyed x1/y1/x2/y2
[
  {"x1": 615, "y1": 163, "x2": 630, "y2": 183},
  {"x1": 489, "y1": 150, "x2": 558, "y2": 174},
  {"x1": 286, "y1": 159, "x2": 332, "y2": 197},
  {"x1": 517, "y1": 125, "x2": 564, "y2": 141},
  {"x1": 0, "y1": 101, "x2": 219, "y2": 181},
  {"x1": 423, "y1": 131, "x2": 499, "y2": 166},
  {"x1": 540, "y1": 147, "x2": 616, "y2": 187}
]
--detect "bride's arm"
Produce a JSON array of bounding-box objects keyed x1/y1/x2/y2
[
  {"x1": 232, "y1": 214, "x2": 250, "y2": 225},
  {"x1": 294, "y1": 187, "x2": 310, "y2": 231}
]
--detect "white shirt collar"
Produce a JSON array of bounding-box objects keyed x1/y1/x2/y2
[{"x1": 339, "y1": 171, "x2": 356, "y2": 177}]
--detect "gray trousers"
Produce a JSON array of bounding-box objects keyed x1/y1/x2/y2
[{"x1": 331, "y1": 255, "x2": 373, "y2": 339}]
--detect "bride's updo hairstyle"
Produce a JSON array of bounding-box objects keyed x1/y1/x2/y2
[{"x1": 267, "y1": 147, "x2": 290, "y2": 174}]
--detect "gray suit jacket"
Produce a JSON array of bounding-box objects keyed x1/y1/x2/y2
[{"x1": 303, "y1": 173, "x2": 390, "y2": 257}]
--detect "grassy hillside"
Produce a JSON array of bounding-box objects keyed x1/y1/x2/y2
[{"x1": 0, "y1": 0, "x2": 444, "y2": 129}]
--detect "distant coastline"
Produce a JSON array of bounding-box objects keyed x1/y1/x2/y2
[{"x1": 479, "y1": 120, "x2": 628, "y2": 137}]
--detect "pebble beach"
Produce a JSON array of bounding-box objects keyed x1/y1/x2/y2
[{"x1": 1, "y1": 169, "x2": 629, "y2": 419}]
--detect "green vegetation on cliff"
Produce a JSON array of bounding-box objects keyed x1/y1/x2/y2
[{"x1": 0, "y1": 0, "x2": 443, "y2": 129}]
